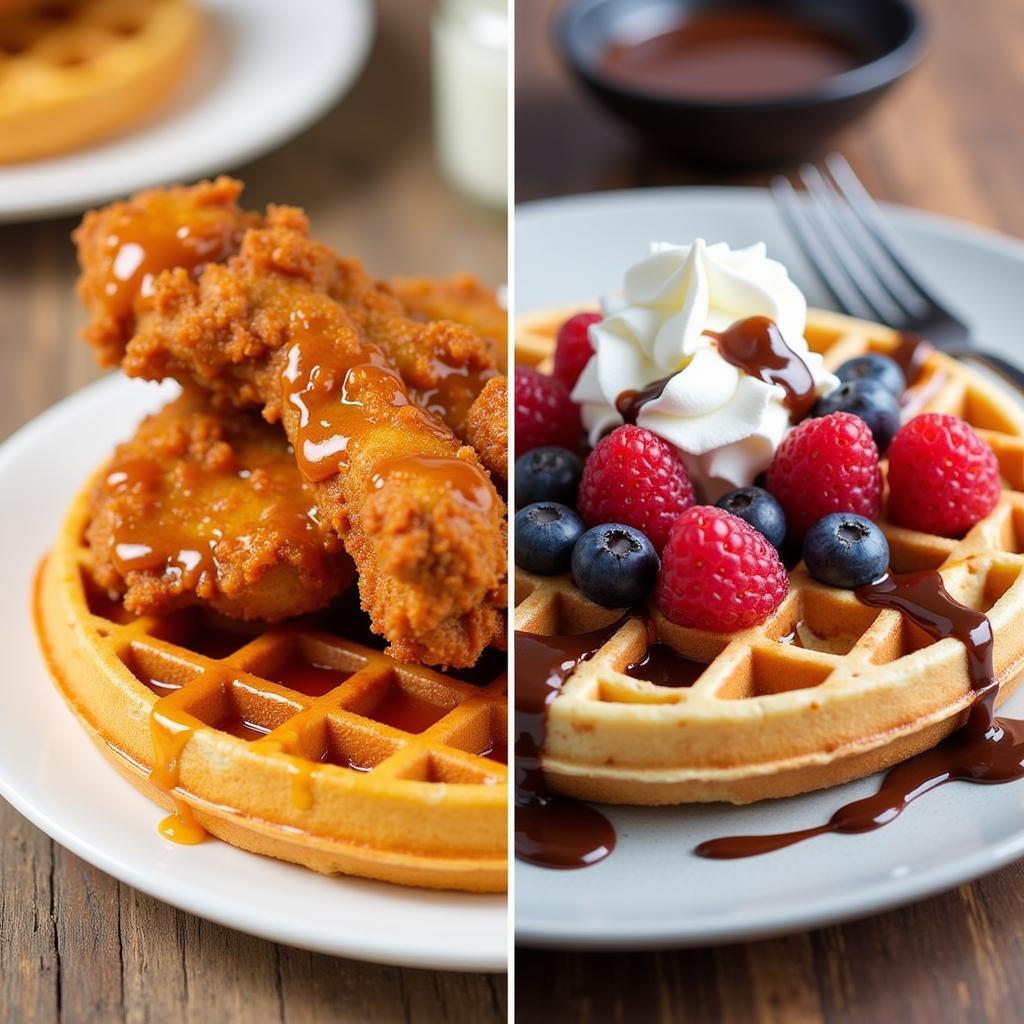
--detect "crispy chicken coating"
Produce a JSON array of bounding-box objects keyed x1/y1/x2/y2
[
  {"x1": 119, "y1": 216, "x2": 506, "y2": 668},
  {"x1": 73, "y1": 177, "x2": 260, "y2": 366},
  {"x1": 74, "y1": 179, "x2": 507, "y2": 478},
  {"x1": 388, "y1": 273, "x2": 508, "y2": 373},
  {"x1": 87, "y1": 391, "x2": 352, "y2": 622},
  {"x1": 465, "y1": 375, "x2": 508, "y2": 482}
]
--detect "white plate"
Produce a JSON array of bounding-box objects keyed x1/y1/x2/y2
[
  {"x1": 0, "y1": 374, "x2": 507, "y2": 972},
  {"x1": 0, "y1": 0, "x2": 374, "y2": 222},
  {"x1": 515, "y1": 187, "x2": 1024, "y2": 950}
]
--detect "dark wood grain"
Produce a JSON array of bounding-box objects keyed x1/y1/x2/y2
[
  {"x1": 0, "y1": 0, "x2": 507, "y2": 1019},
  {"x1": 515, "y1": 0, "x2": 1024, "y2": 1020}
]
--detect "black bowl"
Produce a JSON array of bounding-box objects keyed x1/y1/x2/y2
[{"x1": 555, "y1": 0, "x2": 925, "y2": 169}]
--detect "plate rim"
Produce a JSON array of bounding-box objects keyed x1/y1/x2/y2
[
  {"x1": 0, "y1": 372, "x2": 507, "y2": 973},
  {"x1": 514, "y1": 184, "x2": 1024, "y2": 949}
]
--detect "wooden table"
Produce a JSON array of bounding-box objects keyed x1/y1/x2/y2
[
  {"x1": 516, "y1": 1, "x2": 1024, "y2": 1021},
  {"x1": 0, "y1": 1, "x2": 507, "y2": 1020}
]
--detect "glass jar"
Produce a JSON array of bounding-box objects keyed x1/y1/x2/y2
[{"x1": 432, "y1": 0, "x2": 508, "y2": 209}]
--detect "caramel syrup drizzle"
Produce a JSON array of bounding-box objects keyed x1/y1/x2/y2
[{"x1": 281, "y1": 310, "x2": 493, "y2": 505}]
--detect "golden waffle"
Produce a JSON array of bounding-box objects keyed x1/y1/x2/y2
[
  {"x1": 37, "y1": 478, "x2": 507, "y2": 892},
  {"x1": 0, "y1": 0, "x2": 198, "y2": 164},
  {"x1": 515, "y1": 305, "x2": 1024, "y2": 805}
]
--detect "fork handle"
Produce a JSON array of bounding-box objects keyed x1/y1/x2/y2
[{"x1": 944, "y1": 346, "x2": 1024, "y2": 397}]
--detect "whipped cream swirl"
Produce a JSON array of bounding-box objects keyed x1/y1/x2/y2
[{"x1": 571, "y1": 239, "x2": 838, "y2": 500}]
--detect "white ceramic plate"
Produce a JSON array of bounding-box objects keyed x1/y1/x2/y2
[
  {"x1": 0, "y1": 374, "x2": 506, "y2": 972},
  {"x1": 0, "y1": 0, "x2": 374, "y2": 222},
  {"x1": 515, "y1": 187, "x2": 1024, "y2": 950}
]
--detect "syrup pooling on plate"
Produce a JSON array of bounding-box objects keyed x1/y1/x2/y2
[
  {"x1": 615, "y1": 315, "x2": 816, "y2": 424},
  {"x1": 515, "y1": 618, "x2": 630, "y2": 868},
  {"x1": 695, "y1": 570, "x2": 1024, "y2": 859}
]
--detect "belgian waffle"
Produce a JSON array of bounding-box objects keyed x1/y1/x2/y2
[
  {"x1": 37, "y1": 479, "x2": 507, "y2": 892},
  {"x1": 0, "y1": 0, "x2": 198, "y2": 164},
  {"x1": 515, "y1": 305, "x2": 1024, "y2": 805}
]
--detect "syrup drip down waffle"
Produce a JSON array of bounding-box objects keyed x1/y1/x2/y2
[
  {"x1": 515, "y1": 305, "x2": 1024, "y2": 806},
  {"x1": 0, "y1": 0, "x2": 198, "y2": 164},
  {"x1": 37, "y1": 481, "x2": 507, "y2": 892}
]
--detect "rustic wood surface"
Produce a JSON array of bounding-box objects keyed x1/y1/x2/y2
[
  {"x1": 0, "y1": 1, "x2": 507, "y2": 1020},
  {"x1": 515, "y1": 0, "x2": 1024, "y2": 1021}
]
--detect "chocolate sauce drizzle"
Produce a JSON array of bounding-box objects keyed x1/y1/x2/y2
[
  {"x1": 515, "y1": 618, "x2": 631, "y2": 869},
  {"x1": 695, "y1": 570, "x2": 1024, "y2": 859},
  {"x1": 626, "y1": 642, "x2": 706, "y2": 687},
  {"x1": 615, "y1": 315, "x2": 817, "y2": 425}
]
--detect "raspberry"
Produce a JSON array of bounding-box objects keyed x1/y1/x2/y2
[
  {"x1": 656, "y1": 507, "x2": 789, "y2": 631},
  {"x1": 515, "y1": 366, "x2": 582, "y2": 457},
  {"x1": 766, "y1": 412, "x2": 882, "y2": 537},
  {"x1": 553, "y1": 312, "x2": 601, "y2": 390},
  {"x1": 887, "y1": 414, "x2": 1000, "y2": 536},
  {"x1": 577, "y1": 425, "x2": 695, "y2": 553}
]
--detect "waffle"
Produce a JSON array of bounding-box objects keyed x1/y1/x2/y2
[
  {"x1": 37, "y1": 478, "x2": 507, "y2": 892},
  {"x1": 515, "y1": 305, "x2": 1024, "y2": 804},
  {"x1": 0, "y1": 0, "x2": 198, "y2": 164}
]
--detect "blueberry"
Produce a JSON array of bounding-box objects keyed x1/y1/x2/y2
[
  {"x1": 571, "y1": 523, "x2": 659, "y2": 608},
  {"x1": 803, "y1": 513, "x2": 889, "y2": 589},
  {"x1": 715, "y1": 486, "x2": 787, "y2": 550},
  {"x1": 835, "y1": 354, "x2": 905, "y2": 398},
  {"x1": 813, "y1": 379, "x2": 901, "y2": 453},
  {"x1": 514, "y1": 446, "x2": 583, "y2": 510},
  {"x1": 514, "y1": 502, "x2": 585, "y2": 575}
]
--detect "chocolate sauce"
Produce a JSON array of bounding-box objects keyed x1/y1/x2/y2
[
  {"x1": 626, "y1": 642, "x2": 705, "y2": 687},
  {"x1": 615, "y1": 316, "x2": 816, "y2": 424},
  {"x1": 712, "y1": 317, "x2": 817, "y2": 417},
  {"x1": 599, "y1": 9, "x2": 860, "y2": 102},
  {"x1": 695, "y1": 571, "x2": 1024, "y2": 860},
  {"x1": 515, "y1": 618, "x2": 628, "y2": 868},
  {"x1": 891, "y1": 332, "x2": 933, "y2": 387}
]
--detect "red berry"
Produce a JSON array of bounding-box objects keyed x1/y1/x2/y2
[
  {"x1": 656, "y1": 507, "x2": 788, "y2": 631},
  {"x1": 766, "y1": 412, "x2": 882, "y2": 536},
  {"x1": 553, "y1": 312, "x2": 602, "y2": 390},
  {"x1": 887, "y1": 414, "x2": 1001, "y2": 536},
  {"x1": 577, "y1": 425, "x2": 695, "y2": 553},
  {"x1": 515, "y1": 366, "x2": 581, "y2": 457}
]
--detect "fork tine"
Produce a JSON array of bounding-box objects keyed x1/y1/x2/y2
[
  {"x1": 825, "y1": 154, "x2": 960, "y2": 320},
  {"x1": 797, "y1": 164, "x2": 907, "y2": 326},
  {"x1": 771, "y1": 176, "x2": 875, "y2": 321}
]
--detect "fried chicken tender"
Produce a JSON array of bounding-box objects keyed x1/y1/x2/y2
[
  {"x1": 389, "y1": 273, "x2": 508, "y2": 373},
  {"x1": 119, "y1": 217, "x2": 506, "y2": 668},
  {"x1": 87, "y1": 391, "x2": 353, "y2": 622},
  {"x1": 74, "y1": 179, "x2": 507, "y2": 479},
  {"x1": 74, "y1": 177, "x2": 260, "y2": 366}
]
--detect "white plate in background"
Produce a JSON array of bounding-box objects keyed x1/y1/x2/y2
[
  {"x1": 0, "y1": 0, "x2": 374, "y2": 222},
  {"x1": 515, "y1": 187, "x2": 1024, "y2": 950}
]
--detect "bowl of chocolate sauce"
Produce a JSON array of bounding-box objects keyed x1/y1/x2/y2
[{"x1": 556, "y1": 0, "x2": 924, "y2": 168}]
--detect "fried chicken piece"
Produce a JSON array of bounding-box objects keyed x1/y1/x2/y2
[
  {"x1": 74, "y1": 177, "x2": 260, "y2": 366},
  {"x1": 74, "y1": 179, "x2": 507, "y2": 480},
  {"x1": 465, "y1": 375, "x2": 508, "y2": 481},
  {"x1": 389, "y1": 273, "x2": 508, "y2": 374},
  {"x1": 120, "y1": 217, "x2": 506, "y2": 668},
  {"x1": 87, "y1": 391, "x2": 352, "y2": 622}
]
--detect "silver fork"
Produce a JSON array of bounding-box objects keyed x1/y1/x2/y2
[{"x1": 772, "y1": 154, "x2": 1024, "y2": 394}]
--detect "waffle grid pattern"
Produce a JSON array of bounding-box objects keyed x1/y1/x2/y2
[
  {"x1": 515, "y1": 306, "x2": 1024, "y2": 805},
  {"x1": 38, "y1": 486, "x2": 506, "y2": 891}
]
